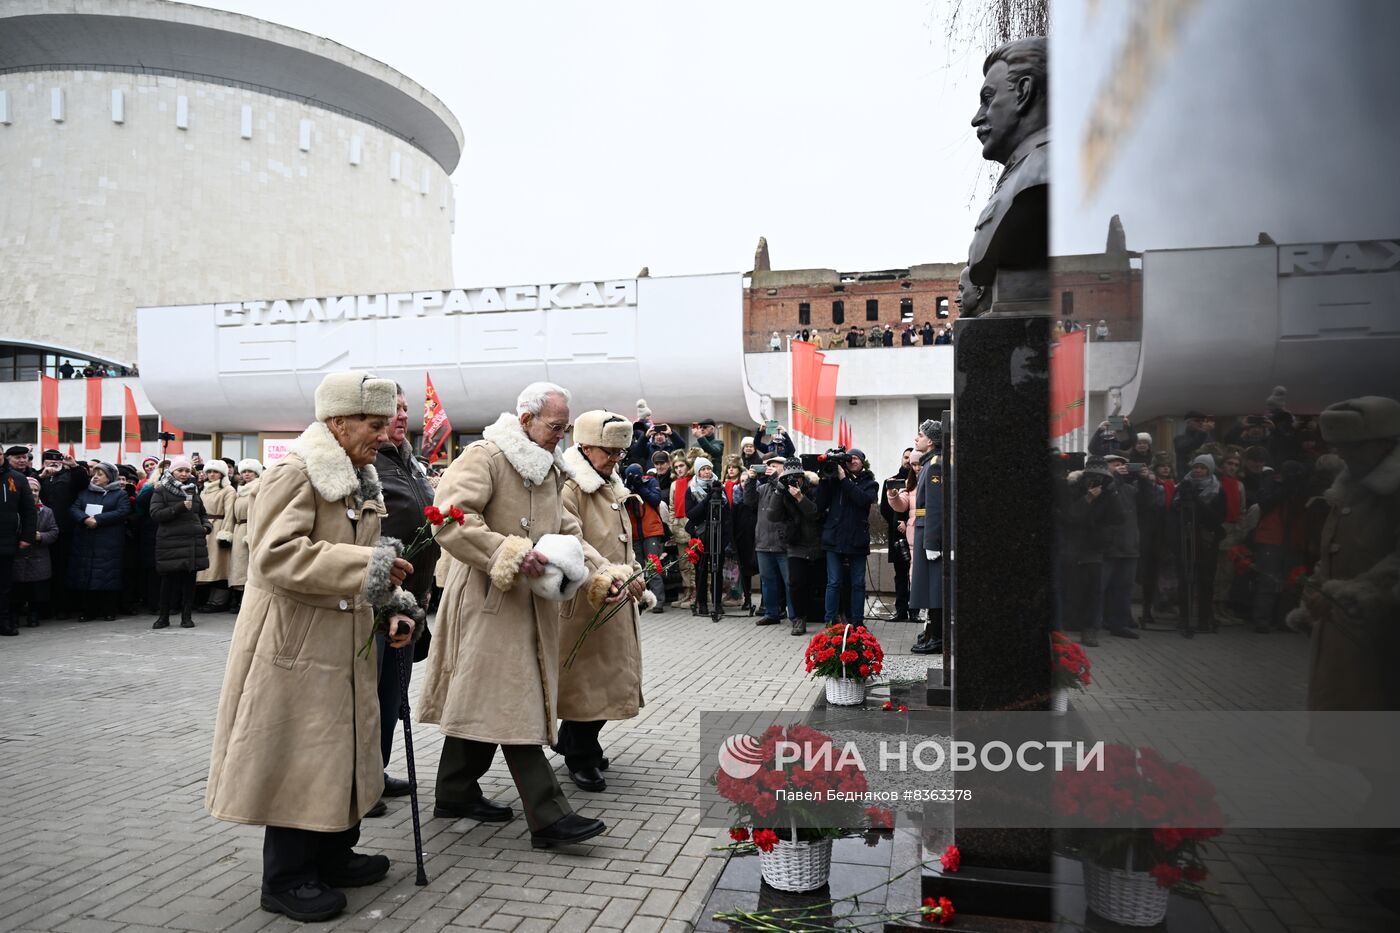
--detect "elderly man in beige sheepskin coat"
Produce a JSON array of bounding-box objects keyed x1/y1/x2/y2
[
  {"x1": 553, "y1": 410, "x2": 653, "y2": 794},
  {"x1": 418, "y1": 382, "x2": 626, "y2": 850},
  {"x1": 206, "y1": 371, "x2": 423, "y2": 924}
]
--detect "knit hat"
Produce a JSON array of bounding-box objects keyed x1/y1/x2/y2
[
  {"x1": 693, "y1": 457, "x2": 714, "y2": 474},
  {"x1": 623, "y1": 463, "x2": 643, "y2": 481},
  {"x1": 574, "y1": 410, "x2": 633, "y2": 448},
  {"x1": 203, "y1": 459, "x2": 229, "y2": 476},
  {"x1": 1137, "y1": 432, "x2": 1152, "y2": 444},
  {"x1": 636, "y1": 398, "x2": 653, "y2": 421},
  {"x1": 741, "y1": 436, "x2": 755, "y2": 448},
  {"x1": 142, "y1": 456, "x2": 159, "y2": 468},
  {"x1": 779, "y1": 457, "x2": 805, "y2": 479},
  {"x1": 117, "y1": 463, "x2": 139, "y2": 480},
  {"x1": 1265, "y1": 385, "x2": 1288, "y2": 411},
  {"x1": 237, "y1": 458, "x2": 264, "y2": 476},
  {"x1": 1082, "y1": 456, "x2": 1113, "y2": 478},
  {"x1": 92, "y1": 461, "x2": 118, "y2": 483},
  {"x1": 27, "y1": 476, "x2": 40, "y2": 494},
  {"x1": 1318, "y1": 396, "x2": 1400, "y2": 444},
  {"x1": 847, "y1": 448, "x2": 867, "y2": 463},
  {"x1": 169, "y1": 457, "x2": 193, "y2": 472},
  {"x1": 1191, "y1": 454, "x2": 1216, "y2": 472},
  {"x1": 919, "y1": 419, "x2": 942, "y2": 443},
  {"x1": 314, "y1": 370, "x2": 397, "y2": 420}
]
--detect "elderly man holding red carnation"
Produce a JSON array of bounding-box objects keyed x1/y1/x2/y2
[{"x1": 553, "y1": 410, "x2": 653, "y2": 793}]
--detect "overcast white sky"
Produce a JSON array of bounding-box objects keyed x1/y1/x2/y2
[{"x1": 186, "y1": 0, "x2": 989, "y2": 285}]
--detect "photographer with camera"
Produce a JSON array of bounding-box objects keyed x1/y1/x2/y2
[
  {"x1": 746, "y1": 453, "x2": 793, "y2": 626},
  {"x1": 755, "y1": 423, "x2": 797, "y2": 461},
  {"x1": 815, "y1": 447, "x2": 880, "y2": 626},
  {"x1": 622, "y1": 463, "x2": 667, "y2": 612},
  {"x1": 1100, "y1": 454, "x2": 1152, "y2": 640},
  {"x1": 770, "y1": 460, "x2": 823, "y2": 637},
  {"x1": 684, "y1": 458, "x2": 731, "y2": 619},
  {"x1": 629, "y1": 413, "x2": 684, "y2": 468},
  {"x1": 1059, "y1": 457, "x2": 1123, "y2": 646}
]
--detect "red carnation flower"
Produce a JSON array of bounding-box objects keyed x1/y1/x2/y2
[
  {"x1": 1149, "y1": 863, "x2": 1183, "y2": 888},
  {"x1": 688, "y1": 538, "x2": 705, "y2": 553},
  {"x1": 1287, "y1": 565, "x2": 1308, "y2": 588},
  {"x1": 423, "y1": 505, "x2": 445, "y2": 526},
  {"x1": 728, "y1": 827, "x2": 749, "y2": 842},
  {"x1": 752, "y1": 829, "x2": 779, "y2": 853},
  {"x1": 858, "y1": 664, "x2": 871, "y2": 677},
  {"x1": 882, "y1": 701, "x2": 893, "y2": 711},
  {"x1": 447, "y1": 505, "x2": 466, "y2": 524},
  {"x1": 940, "y1": 844, "x2": 961, "y2": 873},
  {"x1": 1183, "y1": 866, "x2": 1208, "y2": 883},
  {"x1": 647, "y1": 554, "x2": 664, "y2": 575},
  {"x1": 922, "y1": 896, "x2": 955, "y2": 924}
]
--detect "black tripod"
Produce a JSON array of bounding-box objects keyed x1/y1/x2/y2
[{"x1": 705, "y1": 488, "x2": 725, "y2": 622}]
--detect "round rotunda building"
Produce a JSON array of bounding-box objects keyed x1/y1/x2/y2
[{"x1": 0, "y1": 0, "x2": 462, "y2": 369}]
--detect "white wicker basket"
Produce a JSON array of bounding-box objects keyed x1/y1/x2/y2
[
  {"x1": 825, "y1": 676, "x2": 865, "y2": 706},
  {"x1": 1082, "y1": 860, "x2": 1171, "y2": 927},
  {"x1": 759, "y1": 836, "x2": 833, "y2": 893},
  {"x1": 1051, "y1": 688, "x2": 1070, "y2": 715}
]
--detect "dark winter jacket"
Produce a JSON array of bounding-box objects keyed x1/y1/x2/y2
[
  {"x1": 150, "y1": 477, "x2": 212, "y2": 574},
  {"x1": 134, "y1": 482, "x2": 159, "y2": 569},
  {"x1": 746, "y1": 473, "x2": 789, "y2": 553},
  {"x1": 879, "y1": 469, "x2": 910, "y2": 564},
  {"x1": 695, "y1": 433, "x2": 725, "y2": 462},
  {"x1": 1172, "y1": 475, "x2": 1228, "y2": 531},
  {"x1": 13, "y1": 503, "x2": 58, "y2": 582},
  {"x1": 39, "y1": 463, "x2": 88, "y2": 533},
  {"x1": 376, "y1": 441, "x2": 439, "y2": 602},
  {"x1": 67, "y1": 484, "x2": 131, "y2": 591},
  {"x1": 1103, "y1": 473, "x2": 1155, "y2": 559},
  {"x1": 685, "y1": 481, "x2": 732, "y2": 555},
  {"x1": 754, "y1": 428, "x2": 796, "y2": 460},
  {"x1": 770, "y1": 478, "x2": 823, "y2": 561},
  {"x1": 1088, "y1": 427, "x2": 1135, "y2": 457},
  {"x1": 1174, "y1": 427, "x2": 1214, "y2": 479},
  {"x1": 816, "y1": 468, "x2": 880, "y2": 555},
  {"x1": 1058, "y1": 476, "x2": 1123, "y2": 564},
  {"x1": 1, "y1": 468, "x2": 38, "y2": 558}
]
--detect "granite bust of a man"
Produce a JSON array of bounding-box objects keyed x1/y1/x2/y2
[
  {"x1": 967, "y1": 37, "x2": 1048, "y2": 297},
  {"x1": 956, "y1": 265, "x2": 984, "y2": 317}
]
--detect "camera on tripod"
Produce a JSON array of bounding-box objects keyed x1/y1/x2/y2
[{"x1": 817, "y1": 446, "x2": 854, "y2": 477}]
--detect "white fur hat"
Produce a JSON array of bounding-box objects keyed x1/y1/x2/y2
[
  {"x1": 236, "y1": 458, "x2": 264, "y2": 476},
  {"x1": 314, "y1": 371, "x2": 397, "y2": 421},
  {"x1": 203, "y1": 459, "x2": 229, "y2": 475},
  {"x1": 1137, "y1": 432, "x2": 1152, "y2": 444},
  {"x1": 527, "y1": 534, "x2": 589, "y2": 602},
  {"x1": 574, "y1": 410, "x2": 634, "y2": 449}
]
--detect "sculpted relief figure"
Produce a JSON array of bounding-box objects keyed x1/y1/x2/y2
[{"x1": 967, "y1": 37, "x2": 1049, "y2": 304}]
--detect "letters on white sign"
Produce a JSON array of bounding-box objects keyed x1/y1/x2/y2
[
  {"x1": 214, "y1": 281, "x2": 638, "y2": 326},
  {"x1": 1278, "y1": 241, "x2": 1400, "y2": 276}
]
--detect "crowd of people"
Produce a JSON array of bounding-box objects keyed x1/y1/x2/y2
[
  {"x1": 54, "y1": 360, "x2": 139, "y2": 378},
  {"x1": 768, "y1": 321, "x2": 954, "y2": 351},
  {"x1": 1055, "y1": 385, "x2": 1368, "y2": 645}
]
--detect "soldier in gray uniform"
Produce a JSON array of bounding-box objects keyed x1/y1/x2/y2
[{"x1": 910, "y1": 419, "x2": 944, "y2": 654}]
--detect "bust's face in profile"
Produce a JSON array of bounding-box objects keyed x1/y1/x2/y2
[{"x1": 973, "y1": 60, "x2": 1020, "y2": 164}]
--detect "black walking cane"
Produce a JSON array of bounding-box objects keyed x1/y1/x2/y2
[{"x1": 394, "y1": 642, "x2": 429, "y2": 886}]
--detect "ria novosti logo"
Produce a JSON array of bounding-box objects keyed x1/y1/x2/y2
[{"x1": 717, "y1": 734, "x2": 767, "y2": 779}]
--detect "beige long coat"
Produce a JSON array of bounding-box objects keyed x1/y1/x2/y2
[
  {"x1": 228, "y1": 477, "x2": 260, "y2": 588},
  {"x1": 197, "y1": 478, "x2": 236, "y2": 583},
  {"x1": 206, "y1": 423, "x2": 399, "y2": 832},
  {"x1": 557, "y1": 446, "x2": 648, "y2": 723},
  {"x1": 418, "y1": 413, "x2": 592, "y2": 746}
]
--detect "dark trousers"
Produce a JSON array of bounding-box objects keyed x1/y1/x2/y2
[
  {"x1": 1065, "y1": 561, "x2": 1103, "y2": 635},
  {"x1": 787, "y1": 555, "x2": 825, "y2": 627},
  {"x1": 376, "y1": 637, "x2": 408, "y2": 772},
  {"x1": 695, "y1": 558, "x2": 722, "y2": 613},
  {"x1": 891, "y1": 553, "x2": 910, "y2": 614},
  {"x1": 12, "y1": 578, "x2": 50, "y2": 621},
  {"x1": 77, "y1": 589, "x2": 114, "y2": 618},
  {"x1": 1100, "y1": 557, "x2": 1138, "y2": 634},
  {"x1": 633, "y1": 537, "x2": 666, "y2": 607},
  {"x1": 158, "y1": 570, "x2": 197, "y2": 621},
  {"x1": 1178, "y1": 529, "x2": 1219, "y2": 632},
  {"x1": 262, "y1": 823, "x2": 359, "y2": 894},
  {"x1": 436, "y1": 737, "x2": 571, "y2": 832},
  {"x1": 141, "y1": 567, "x2": 160, "y2": 612},
  {"x1": 1250, "y1": 543, "x2": 1283, "y2": 630},
  {"x1": 1138, "y1": 536, "x2": 1162, "y2": 619},
  {"x1": 557, "y1": 719, "x2": 605, "y2": 771},
  {"x1": 0, "y1": 556, "x2": 14, "y2": 632}
]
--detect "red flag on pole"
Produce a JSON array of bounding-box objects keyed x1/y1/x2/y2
[
  {"x1": 790, "y1": 341, "x2": 824, "y2": 437},
  {"x1": 160, "y1": 418, "x2": 185, "y2": 455},
  {"x1": 84, "y1": 377, "x2": 103, "y2": 450},
  {"x1": 1049, "y1": 330, "x2": 1087, "y2": 439},
  {"x1": 123, "y1": 386, "x2": 142, "y2": 457},
  {"x1": 67, "y1": 442, "x2": 77, "y2": 460},
  {"x1": 40, "y1": 376, "x2": 60, "y2": 451},
  {"x1": 811, "y1": 362, "x2": 840, "y2": 442},
  {"x1": 838, "y1": 417, "x2": 852, "y2": 449},
  {"x1": 421, "y1": 373, "x2": 452, "y2": 462}
]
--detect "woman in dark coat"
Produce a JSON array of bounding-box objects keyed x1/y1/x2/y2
[
  {"x1": 149, "y1": 458, "x2": 211, "y2": 629},
  {"x1": 685, "y1": 458, "x2": 732, "y2": 618},
  {"x1": 67, "y1": 462, "x2": 132, "y2": 621}
]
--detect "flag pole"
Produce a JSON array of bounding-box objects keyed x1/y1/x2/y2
[{"x1": 786, "y1": 334, "x2": 797, "y2": 456}]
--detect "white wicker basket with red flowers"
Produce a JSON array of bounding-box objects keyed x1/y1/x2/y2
[{"x1": 803, "y1": 623, "x2": 884, "y2": 706}]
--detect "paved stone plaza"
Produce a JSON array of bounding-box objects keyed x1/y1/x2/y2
[
  {"x1": 3, "y1": 608, "x2": 1395, "y2": 933},
  {"x1": 0, "y1": 606, "x2": 931, "y2": 933}
]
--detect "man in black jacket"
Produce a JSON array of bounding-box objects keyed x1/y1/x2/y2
[
  {"x1": 1059, "y1": 457, "x2": 1123, "y2": 647},
  {"x1": 879, "y1": 449, "x2": 914, "y2": 621},
  {"x1": 1099, "y1": 454, "x2": 1148, "y2": 640},
  {"x1": 38, "y1": 449, "x2": 88, "y2": 618},
  {"x1": 745, "y1": 453, "x2": 791, "y2": 626},
  {"x1": 369, "y1": 387, "x2": 441, "y2": 815},
  {"x1": 1, "y1": 462, "x2": 39, "y2": 636},
  {"x1": 816, "y1": 449, "x2": 880, "y2": 625}
]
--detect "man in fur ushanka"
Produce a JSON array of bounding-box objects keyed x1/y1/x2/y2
[
  {"x1": 554, "y1": 410, "x2": 652, "y2": 793},
  {"x1": 418, "y1": 382, "x2": 625, "y2": 849},
  {"x1": 206, "y1": 372, "x2": 423, "y2": 924}
]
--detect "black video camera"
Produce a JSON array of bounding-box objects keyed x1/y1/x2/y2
[
  {"x1": 817, "y1": 446, "x2": 853, "y2": 477},
  {"x1": 157, "y1": 431, "x2": 178, "y2": 442},
  {"x1": 623, "y1": 470, "x2": 645, "y2": 493}
]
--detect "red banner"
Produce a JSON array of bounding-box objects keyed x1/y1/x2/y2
[
  {"x1": 421, "y1": 373, "x2": 452, "y2": 461},
  {"x1": 790, "y1": 340, "x2": 824, "y2": 437},
  {"x1": 123, "y1": 386, "x2": 142, "y2": 456},
  {"x1": 160, "y1": 418, "x2": 185, "y2": 455},
  {"x1": 811, "y1": 362, "x2": 840, "y2": 442},
  {"x1": 1049, "y1": 330, "x2": 1087, "y2": 439},
  {"x1": 84, "y1": 377, "x2": 103, "y2": 450},
  {"x1": 838, "y1": 417, "x2": 852, "y2": 449},
  {"x1": 40, "y1": 376, "x2": 59, "y2": 451}
]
